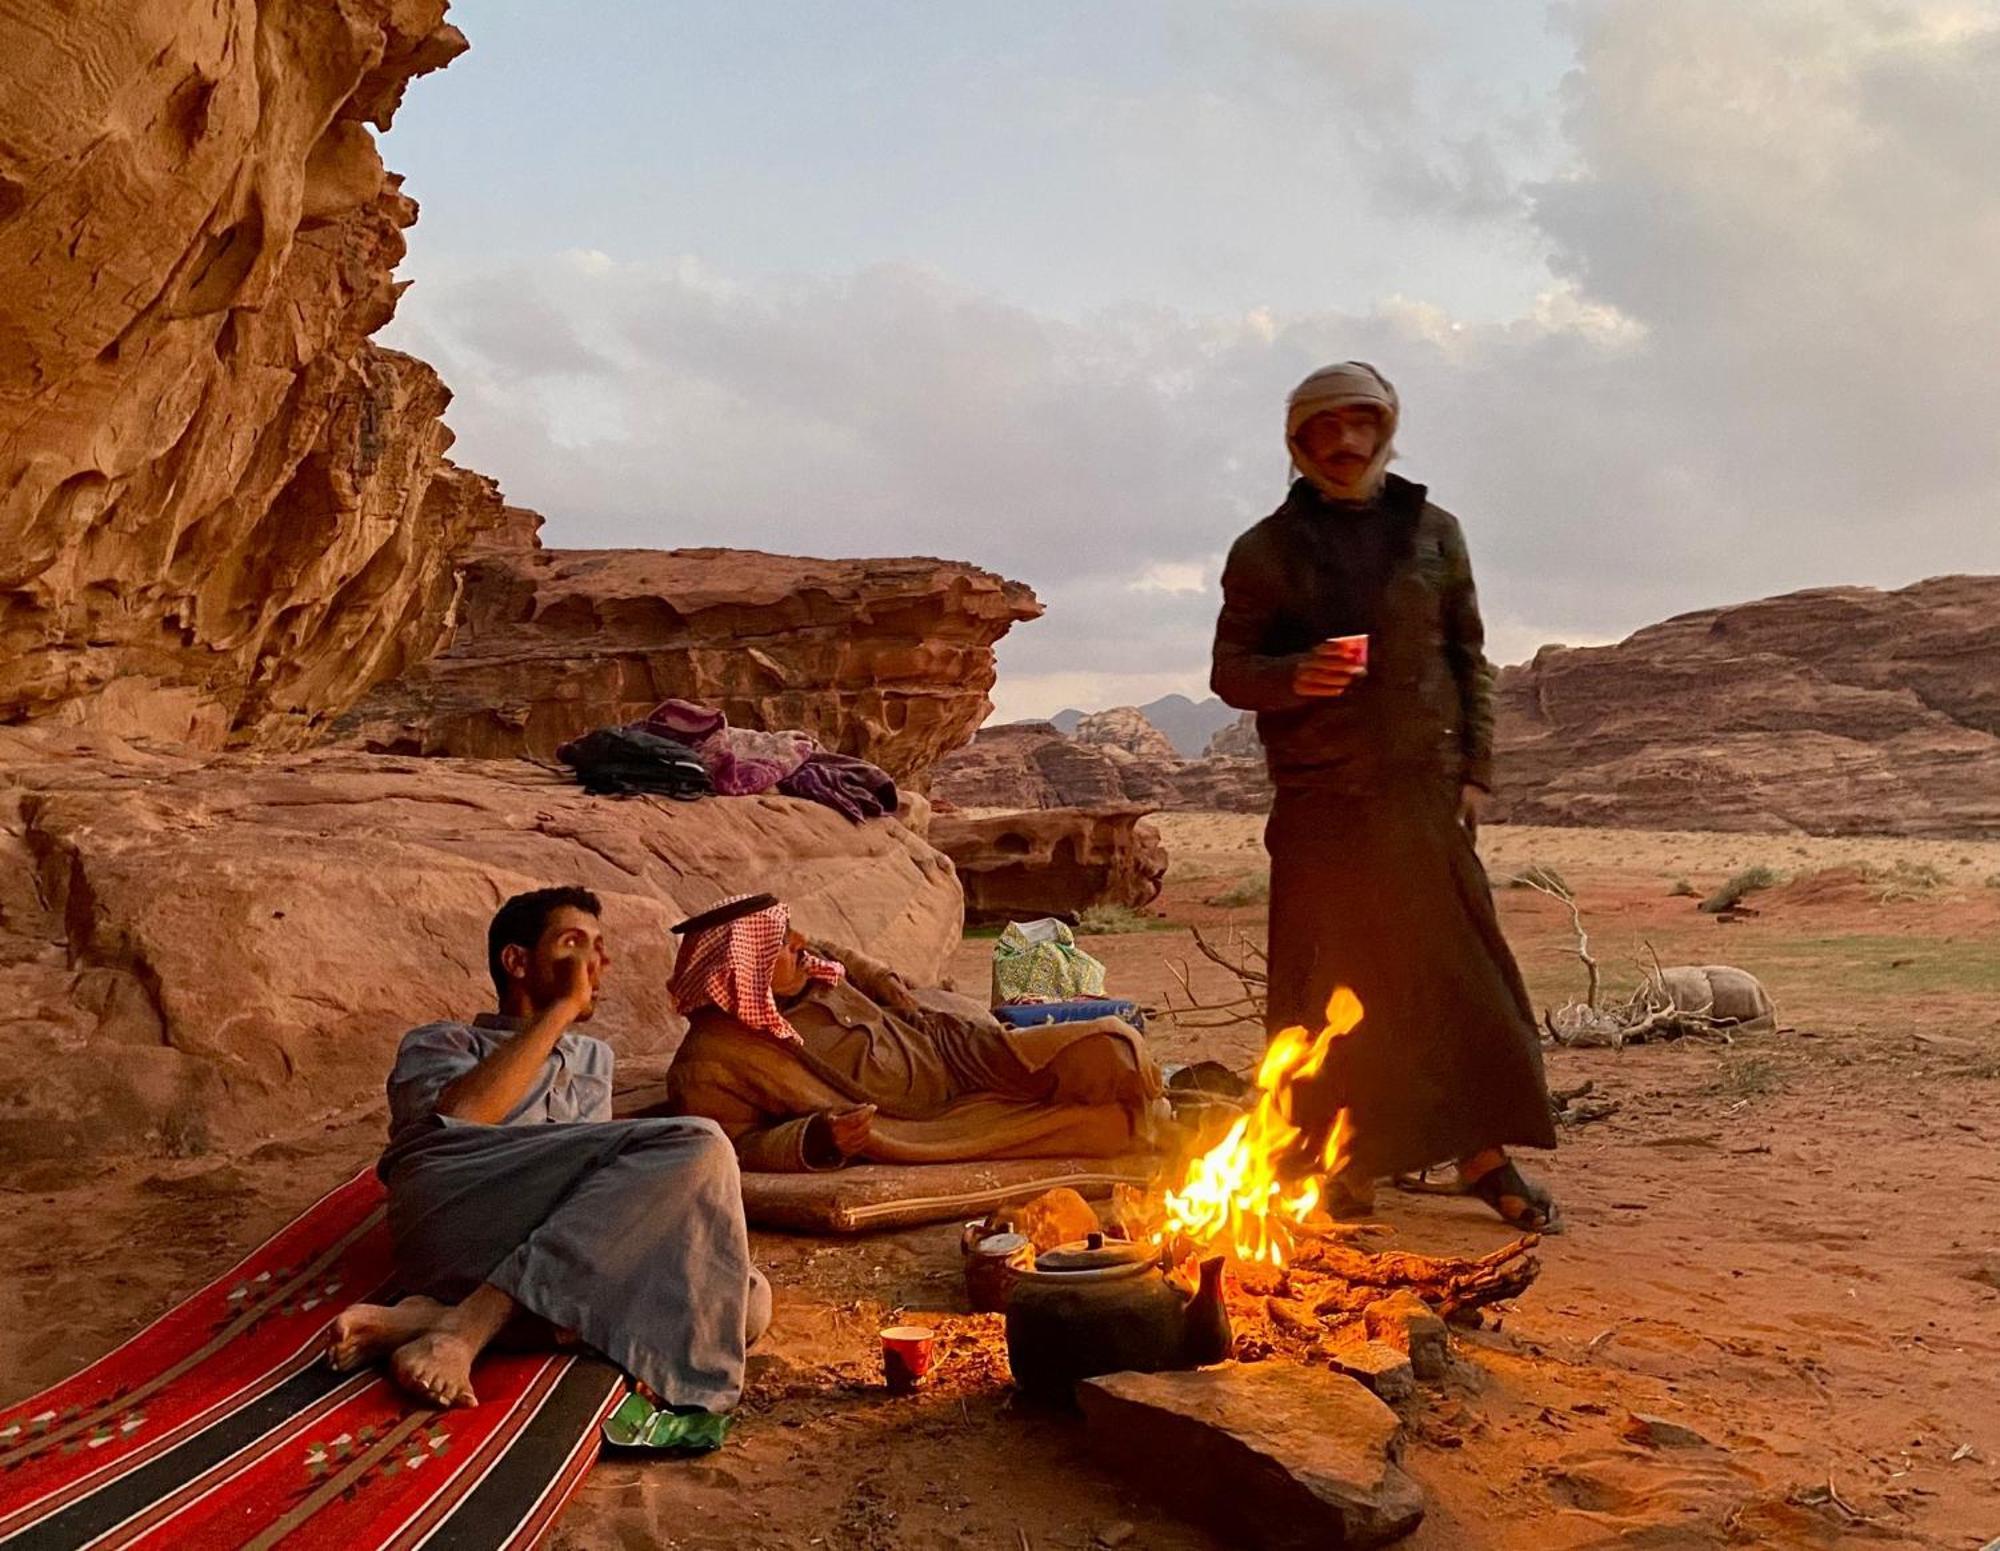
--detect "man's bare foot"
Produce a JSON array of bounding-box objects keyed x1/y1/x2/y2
[
  {"x1": 326, "y1": 1296, "x2": 447, "y2": 1372},
  {"x1": 390, "y1": 1328, "x2": 483, "y2": 1408}
]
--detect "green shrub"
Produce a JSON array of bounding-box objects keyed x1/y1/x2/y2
[
  {"x1": 1667, "y1": 877, "x2": 1700, "y2": 899},
  {"x1": 1506, "y1": 863, "x2": 1573, "y2": 898},
  {"x1": 1867, "y1": 860, "x2": 1946, "y2": 902},
  {"x1": 1207, "y1": 875, "x2": 1271, "y2": 908},
  {"x1": 1075, "y1": 904, "x2": 1165, "y2": 935},
  {"x1": 1699, "y1": 865, "x2": 1780, "y2": 914}
]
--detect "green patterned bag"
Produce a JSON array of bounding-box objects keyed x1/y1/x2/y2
[{"x1": 991, "y1": 918, "x2": 1107, "y2": 1004}]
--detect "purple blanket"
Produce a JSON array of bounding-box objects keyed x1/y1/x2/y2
[{"x1": 777, "y1": 752, "x2": 899, "y2": 823}]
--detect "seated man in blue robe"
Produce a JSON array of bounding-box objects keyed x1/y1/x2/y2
[{"x1": 326, "y1": 887, "x2": 770, "y2": 1410}]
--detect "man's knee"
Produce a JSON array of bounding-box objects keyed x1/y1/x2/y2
[{"x1": 621, "y1": 1116, "x2": 738, "y2": 1182}]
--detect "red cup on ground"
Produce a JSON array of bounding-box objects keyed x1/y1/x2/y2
[
  {"x1": 880, "y1": 1325, "x2": 936, "y2": 1392},
  {"x1": 1325, "y1": 633, "x2": 1370, "y2": 669}
]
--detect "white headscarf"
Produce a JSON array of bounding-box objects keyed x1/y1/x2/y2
[{"x1": 1285, "y1": 361, "x2": 1399, "y2": 502}]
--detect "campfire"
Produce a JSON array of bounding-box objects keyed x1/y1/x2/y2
[
  {"x1": 1138, "y1": 987, "x2": 1542, "y2": 1367},
  {"x1": 1158, "y1": 987, "x2": 1364, "y2": 1266}
]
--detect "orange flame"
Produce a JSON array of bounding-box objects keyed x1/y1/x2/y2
[{"x1": 1159, "y1": 988, "x2": 1364, "y2": 1266}]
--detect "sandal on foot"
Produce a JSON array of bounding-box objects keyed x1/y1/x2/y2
[
  {"x1": 1392, "y1": 1168, "x2": 1468, "y2": 1198},
  {"x1": 1463, "y1": 1160, "x2": 1561, "y2": 1234}
]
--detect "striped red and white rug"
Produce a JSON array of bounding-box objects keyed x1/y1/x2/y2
[{"x1": 0, "y1": 1171, "x2": 625, "y2": 1550}]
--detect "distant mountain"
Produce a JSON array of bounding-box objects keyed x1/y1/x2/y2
[
  {"x1": 1027, "y1": 694, "x2": 1234, "y2": 758},
  {"x1": 1139, "y1": 694, "x2": 1238, "y2": 758}
]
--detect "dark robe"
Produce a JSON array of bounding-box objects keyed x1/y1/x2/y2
[{"x1": 1212, "y1": 474, "x2": 1556, "y2": 1178}]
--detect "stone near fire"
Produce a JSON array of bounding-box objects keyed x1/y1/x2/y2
[
  {"x1": 0, "y1": 0, "x2": 508, "y2": 748},
  {"x1": 335, "y1": 545, "x2": 1041, "y2": 782},
  {"x1": 1078, "y1": 1363, "x2": 1425, "y2": 1549},
  {"x1": 0, "y1": 730, "x2": 962, "y2": 1169},
  {"x1": 1329, "y1": 1340, "x2": 1418, "y2": 1406},
  {"x1": 1364, "y1": 1291, "x2": 1449, "y2": 1382},
  {"x1": 931, "y1": 807, "x2": 1168, "y2": 928}
]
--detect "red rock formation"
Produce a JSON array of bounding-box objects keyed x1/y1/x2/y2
[
  {"x1": 930, "y1": 807, "x2": 1167, "y2": 928},
  {"x1": 1490, "y1": 575, "x2": 2000, "y2": 837},
  {"x1": 0, "y1": 729, "x2": 963, "y2": 1166},
  {"x1": 333, "y1": 544, "x2": 1041, "y2": 782},
  {"x1": 1205, "y1": 712, "x2": 1261, "y2": 760},
  {"x1": 1074, "y1": 706, "x2": 1181, "y2": 764},
  {"x1": 932, "y1": 720, "x2": 1269, "y2": 814},
  {"x1": 0, "y1": 1, "x2": 505, "y2": 748}
]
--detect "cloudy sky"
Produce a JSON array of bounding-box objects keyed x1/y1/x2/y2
[{"x1": 381, "y1": 0, "x2": 2000, "y2": 723}]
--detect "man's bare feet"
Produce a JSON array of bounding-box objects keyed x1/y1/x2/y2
[
  {"x1": 325, "y1": 1296, "x2": 447, "y2": 1372},
  {"x1": 390, "y1": 1329, "x2": 483, "y2": 1408},
  {"x1": 384, "y1": 1283, "x2": 520, "y2": 1409}
]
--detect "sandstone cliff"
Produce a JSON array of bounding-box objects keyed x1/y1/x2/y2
[
  {"x1": 1489, "y1": 575, "x2": 2000, "y2": 838},
  {"x1": 0, "y1": 0, "x2": 506, "y2": 748},
  {"x1": 933, "y1": 720, "x2": 1270, "y2": 815},
  {"x1": 333, "y1": 545, "x2": 1041, "y2": 781},
  {"x1": 1074, "y1": 706, "x2": 1181, "y2": 764},
  {"x1": 930, "y1": 807, "x2": 1167, "y2": 928},
  {"x1": 0, "y1": 730, "x2": 963, "y2": 1166}
]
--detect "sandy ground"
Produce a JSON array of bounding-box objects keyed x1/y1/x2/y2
[{"x1": 5, "y1": 821, "x2": 2000, "y2": 1549}]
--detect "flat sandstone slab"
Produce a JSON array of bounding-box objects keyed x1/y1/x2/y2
[{"x1": 1078, "y1": 1363, "x2": 1424, "y2": 1549}]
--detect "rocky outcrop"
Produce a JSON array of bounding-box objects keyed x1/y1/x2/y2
[
  {"x1": 933, "y1": 721, "x2": 1269, "y2": 815},
  {"x1": 1205, "y1": 712, "x2": 1261, "y2": 760},
  {"x1": 0, "y1": 0, "x2": 507, "y2": 749},
  {"x1": 1490, "y1": 575, "x2": 2000, "y2": 837},
  {"x1": 1074, "y1": 707, "x2": 1180, "y2": 764},
  {"x1": 930, "y1": 807, "x2": 1167, "y2": 927},
  {"x1": 334, "y1": 546, "x2": 1041, "y2": 782},
  {"x1": 0, "y1": 730, "x2": 962, "y2": 1166}
]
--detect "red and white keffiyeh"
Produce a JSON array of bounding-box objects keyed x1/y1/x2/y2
[{"x1": 668, "y1": 896, "x2": 843, "y2": 1043}]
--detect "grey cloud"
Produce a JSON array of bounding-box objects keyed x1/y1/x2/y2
[{"x1": 387, "y1": 0, "x2": 2000, "y2": 715}]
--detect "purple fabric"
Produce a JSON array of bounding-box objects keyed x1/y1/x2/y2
[
  {"x1": 642, "y1": 699, "x2": 727, "y2": 742},
  {"x1": 777, "y1": 752, "x2": 900, "y2": 823},
  {"x1": 636, "y1": 699, "x2": 815, "y2": 795}
]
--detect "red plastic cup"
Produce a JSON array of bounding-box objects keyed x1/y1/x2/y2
[
  {"x1": 881, "y1": 1325, "x2": 937, "y2": 1392},
  {"x1": 1325, "y1": 634, "x2": 1370, "y2": 668}
]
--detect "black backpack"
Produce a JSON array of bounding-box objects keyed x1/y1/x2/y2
[{"x1": 557, "y1": 726, "x2": 713, "y2": 800}]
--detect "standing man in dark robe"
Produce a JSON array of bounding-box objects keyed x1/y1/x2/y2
[{"x1": 1211, "y1": 361, "x2": 1558, "y2": 1230}]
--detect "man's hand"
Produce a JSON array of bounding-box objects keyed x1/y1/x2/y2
[
  {"x1": 1292, "y1": 640, "x2": 1367, "y2": 700},
  {"x1": 553, "y1": 950, "x2": 594, "y2": 1017},
  {"x1": 805, "y1": 1104, "x2": 877, "y2": 1166},
  {"x1": 1458, "y1": 783, "x2": 1487, "y2": 833}
]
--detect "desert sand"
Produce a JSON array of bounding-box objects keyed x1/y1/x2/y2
[{"x1": 4, "y1": 819, "x2": 1998, "y2": 1548}]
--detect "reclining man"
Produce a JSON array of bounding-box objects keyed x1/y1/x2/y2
[
  {"x1": 328, "y1": 887, "x2": 771, "y2": 1410},
  {"x1": 662, "y1": 894, "x2": 1162, "y2": 1170}
]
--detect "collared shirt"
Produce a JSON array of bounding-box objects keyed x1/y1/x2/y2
[{"x1": 386, "y1": 1012, "x2": 615, "y2": 1140}]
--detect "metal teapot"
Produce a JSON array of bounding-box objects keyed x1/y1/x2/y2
[{"x1": 1003, "y1": 1232, "x2": 1232, "y2": 1402}]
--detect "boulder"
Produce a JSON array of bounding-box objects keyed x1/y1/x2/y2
[
  {"x1": 1078, "y1": 1364, "x2": 1425, "y2": 1549},
  {"x1": 334, "y1": 546, "x2": 1040, "y2": 782},
  {"x1": 931, "y1": 808, "x2": 1168, "y2": 927},
  {"x1": 1652, "y1": 965, "x2": 1777, "y2": 1033},
  {"x1": 1490, "y1": 575, "x2": 2000, "y2": 838},
  {"x1": 0, "y1": 0, "x2": 507, "y2": 748},
  {"x1": 0, "y1": 730, "x2": 961, "y2": 1167}
]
